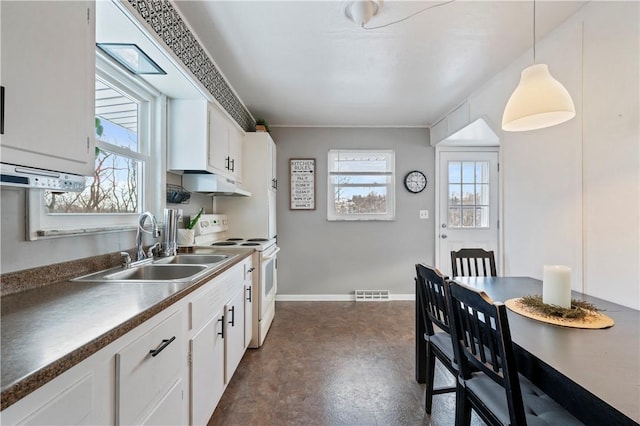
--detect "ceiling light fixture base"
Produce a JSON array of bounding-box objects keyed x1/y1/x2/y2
[{"x1": 344, "y1": 0, "x2": 382, "y2": 27}]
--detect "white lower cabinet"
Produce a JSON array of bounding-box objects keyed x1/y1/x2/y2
[
  {"x1": 187, "y1": 259, "x2": 249, "y2": 424},
  {"x1": 224, "y1": 286, "x2": 245, "y2": 384},
  {"x1": 116, "y1": 310, "x2": 184, "y2": 426},
  {"x1": 243, "y1": 257, "x2": 255, "y2": 349},
  {"x1": 1, "y1": 259, "x2": 250, "y2": 426},
  {"x1": 189, "y1": 312, "x2": 225, "y2": 425},
  {"x1": 139, "y1": 379, "x2": 185, "y2": 426},
  {"x1": 11, "y1": 373, "x2": 95, "y2": 426}
]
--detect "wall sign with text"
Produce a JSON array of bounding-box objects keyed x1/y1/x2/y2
[{"x1": 290, "y1": 158, "x2": 316, "y2": 210}]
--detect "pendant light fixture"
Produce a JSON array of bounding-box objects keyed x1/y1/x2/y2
[{"x1": 502, "y1": 0, "x2": 575, "y2": 132}]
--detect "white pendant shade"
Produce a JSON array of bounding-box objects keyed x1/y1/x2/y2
[{"x1": 502, "y1": 64, "x2": 576, "y2": 132}]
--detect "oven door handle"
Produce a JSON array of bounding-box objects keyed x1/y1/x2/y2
[{"x1": 262, "y1": 246, "x2": 280, "y2": 260}]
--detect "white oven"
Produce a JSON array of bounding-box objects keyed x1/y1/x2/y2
[{"x1": 255, "y1": 243, "x2": 279, "y2": 347}]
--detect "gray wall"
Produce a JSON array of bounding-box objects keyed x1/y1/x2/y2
[{"x1": 271, "y1": 127, "x2": 435, "y2": 298}]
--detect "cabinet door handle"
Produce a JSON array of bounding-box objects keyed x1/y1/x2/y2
[
  {"x1": 217, "y1": 317, "x2": 224, "y2": 338},
  {"x1": 228, "y1": 306, "x2": 235, "y2": 326},
  {"x1": 1, "y1": 86, "x2": 5, "y2": 135},
  {"x1": 246, "y1": 286, "x2": 252, "y2": 302},
  {"x1": 149, "y1": 336, "x2": 175, "y2": 357},
  {"x1": 225, "y1": 156, "x2": 230, "y2": 170},
  {"x1": 230, "y1": 158, "x2": 235, "y2": 172}
]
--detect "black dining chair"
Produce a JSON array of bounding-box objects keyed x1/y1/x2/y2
[
  {"x1": 451, "y1": 248, "x2": 497, "y2": 277},
  {"x1": 446, "y1": 280, "x2": 584, "y2": 426},
  {"x1": 415, "y1": 264, "x2": 457, "y2": 414}
]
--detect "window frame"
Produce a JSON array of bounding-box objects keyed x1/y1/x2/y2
[
  {"x1": 327, "y1": 149, "x2": 396, "y2": 221},
  {"x1": 27, "y1": 54, "x2": 163, "y2": 240}
]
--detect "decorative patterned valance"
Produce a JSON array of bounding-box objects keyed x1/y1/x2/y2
[{"x1": 127, "y1": 0, "x2": 256, "y2": 131}]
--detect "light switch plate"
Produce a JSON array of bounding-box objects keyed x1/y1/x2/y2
[{"x1": 419, "y1": 210, "x2": 429, "y2": 219}]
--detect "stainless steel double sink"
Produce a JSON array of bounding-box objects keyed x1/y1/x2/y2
[{"x1": 73, "y1": 253, "x2": 237, "y2": 283}]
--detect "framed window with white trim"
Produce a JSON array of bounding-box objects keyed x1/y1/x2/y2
[{"x1": 327, "y1": 149, "x2": 396, "y2": 221}]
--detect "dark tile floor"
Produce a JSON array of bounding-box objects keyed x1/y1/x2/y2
[{"x1": 208, "y1": 301, "x2": 484, "y2": 426}]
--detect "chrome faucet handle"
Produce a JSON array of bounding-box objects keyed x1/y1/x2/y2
[
  {"x1": 147, "y1": 242, "x2": 161, "y2": 259},
  {"x1": 120, "y1": 252, "x2": 132, "y2": 268}
]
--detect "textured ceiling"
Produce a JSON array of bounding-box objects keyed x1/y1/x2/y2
[{"x1": 173, "y1": 0, "x2": 586, "y2": 127}]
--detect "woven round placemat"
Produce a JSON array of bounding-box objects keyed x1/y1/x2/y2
[{"x1": 505, "y1": 298, "x2": 615, "y2": 329}]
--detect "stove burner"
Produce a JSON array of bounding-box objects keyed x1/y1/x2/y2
[
  {"x1": 227, "y1": 238, "x2": 244, "y2": 241},
  {"x1": 211, "y1": 241, "x2": 238, "y2": 246},
  {"x1": 247, "y1": 238, "x2": 269, "y2": 242},
  {"x1": 241, "y1": 243, "x2": 261, "y2": 246}
]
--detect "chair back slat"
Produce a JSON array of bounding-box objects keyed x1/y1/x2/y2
[
  {"x1": 447, "y1": 280, "x2": 526, "y2": 424},
  {"x1": 451, "y1": 248, "x2": 497, "y2": 277},
  {"x1": 415, "y1": 264, "x2": 450, "y2": 335}
]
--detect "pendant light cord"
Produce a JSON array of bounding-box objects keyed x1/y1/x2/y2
[
  {"x1": 362, "y1": 0, "x2": 455, "y2": 30},
  {"x1": 533, "y1": 0, "x2": 536, "y2": 63}
]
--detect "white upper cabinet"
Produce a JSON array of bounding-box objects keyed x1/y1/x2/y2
[
  {"x1": 0, "y1": 1, "x2": 95, "y2": 176},
  {"x1": 217, "y1": 132, "x2": 277, "y2": 238},
  {"x1": 209, "y1": 104, "x2": 243, "y2": 183},
  {"x1": 227, "y1": 121, "x2": 243, "y2": 183},
  {"x1": 168, "y1": 99, "x2": 210, "y2": 173},
  {"x1": 168, "y1": 99, "x2": 243, "y2": 183}
]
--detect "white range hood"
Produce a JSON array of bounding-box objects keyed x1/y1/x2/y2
[{"x1": 182, "y1": 173, "x2": 251, "y2": 197}]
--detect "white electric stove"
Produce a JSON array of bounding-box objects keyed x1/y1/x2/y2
[{"x1": 191, "y1": 214, "x2": 279, "y2": 348}]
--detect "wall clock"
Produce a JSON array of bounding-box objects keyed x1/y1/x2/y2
[{"x1": 404, "y1": 170, "x2": 427, "y2": 193}]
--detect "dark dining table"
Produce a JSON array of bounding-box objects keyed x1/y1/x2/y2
[{"x1": 415, "y1": 276, "x2": 640, "y2": 426}]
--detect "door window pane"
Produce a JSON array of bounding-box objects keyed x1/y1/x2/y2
[
  {"x1": 476, "y1": 183, "x2": 490, "y2": 205},
  {"x1": 448, "y1": 160, "x2": 490, "y2": 228},
  {"x1": 449, "y1": 208, "x2": 461, "y2": 227},
  {"x1": 462, "y1": 162, "x2": 475, "y2": 183},
  {"x1": 462, "y1": 207, "x2": 475, "y2": 227},
  {"x1": 476, "y1": 207, "x2": 489, "y2": 228},
  {"x1": 462, "y1": 184, "x2": 475, "y2": 205},
  {"x1": 476, "y1": 162, "x2": 489, "y2": 183},
  {"x1": 449, "y1": 186, "x2": 461, "y2": 206},
  {"x1": 449, "y1": 162, "x2": 462, "y2": 183}
]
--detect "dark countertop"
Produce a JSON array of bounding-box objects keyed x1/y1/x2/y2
[
  {"x1": 454, "y1": 276, "x2": 640, "y2": 425},
  {"x1": 0, "y1": 248, "x2": 253, "y2": 410}
]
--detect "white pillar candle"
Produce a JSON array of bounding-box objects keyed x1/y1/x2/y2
[{"x1": 542, "y1": 265, "x2": 572, "y2": 308}]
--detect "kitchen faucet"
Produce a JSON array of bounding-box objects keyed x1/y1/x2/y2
[{"x1": 136, "y1": 211, "x2": 161, "y2": 261}]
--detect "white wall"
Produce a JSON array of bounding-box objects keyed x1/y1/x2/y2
[
  {"x1": 459, "y1": 1, "x2": 639, "y2": 308},
  {"x1": 271, "y1": 127, "x2": 434, "y2": 299}
]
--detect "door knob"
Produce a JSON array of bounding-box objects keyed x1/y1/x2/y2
[{"x1": 441, "y1": 234, "x2": 448, "y2": 239}]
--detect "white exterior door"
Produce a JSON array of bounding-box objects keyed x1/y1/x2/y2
[{"x1": 437, "y1": 150, "x2": 499, "y2": 276}]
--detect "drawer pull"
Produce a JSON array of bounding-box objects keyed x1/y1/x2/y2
[
  {"x1": 149, "y1": 336, "x2": 175, "y2": 357},
  {"x1": 228, "y1": 306, "x2": 235, "y2": 327},
  {"x1": 218, "y1": 317, "x2": 224, "y2": 338}
]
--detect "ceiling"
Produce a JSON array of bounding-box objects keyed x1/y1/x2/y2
[
  {"x1": 175, "y1": 0, "x2": 585, "y2": 126},
  {"x1": 170, "y1": 1, "x2": 586, "y2": 128}
]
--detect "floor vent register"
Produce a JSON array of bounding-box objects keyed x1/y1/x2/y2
[{"x1": 354, "y1": 290, "x2": 390, "y2": 301}]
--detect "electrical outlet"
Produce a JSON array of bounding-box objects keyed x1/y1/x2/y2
[{"x1": 419, "y1": 210, "x2": 429, "y2": 219}]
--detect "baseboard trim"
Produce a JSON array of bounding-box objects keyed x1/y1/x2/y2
[{"x1": 276, "y1": 294, "x2": 415, "y2": 302}]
